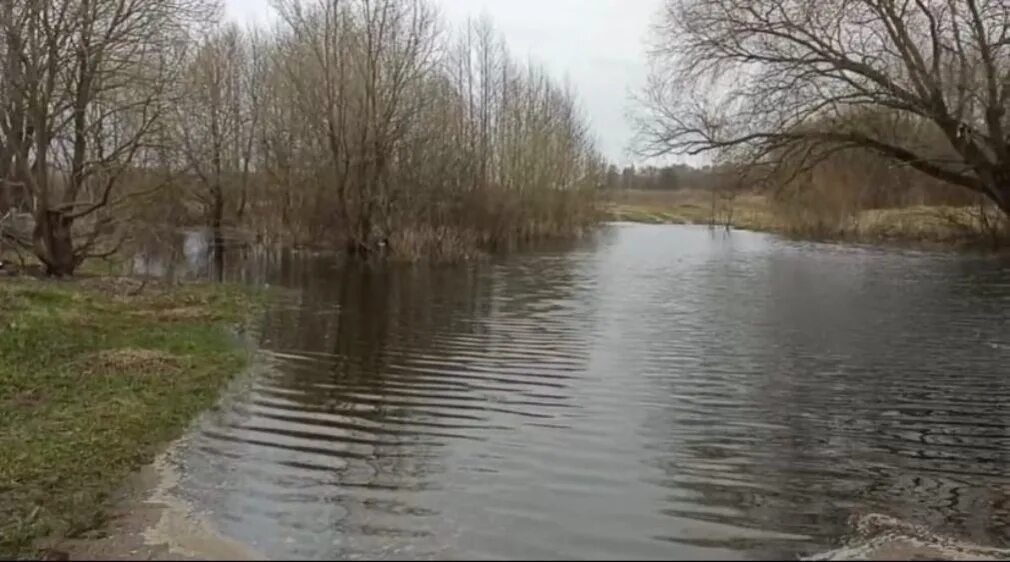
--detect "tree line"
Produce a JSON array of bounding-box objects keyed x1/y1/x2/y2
[
  {"x1": 0, "y1": 0, "x2": 605, "y2": 276},
  {"x1": 601, "y1": 163, "x2": 725, "y2": 192},
  {"x1": 636, "y1": 0, "x2": 1010, "y2": 237}
]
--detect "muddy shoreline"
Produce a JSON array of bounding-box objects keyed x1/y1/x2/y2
[{"x1": 52, "y1": 446, "x2": 262, "y2": 561}]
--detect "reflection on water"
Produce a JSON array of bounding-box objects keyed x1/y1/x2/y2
[
  {"x1": 150, "y1": 224, "x2": 1010, "y2": 559},
  {"x1": 131, "y1": 228, "x2": 216, "y2": 281}
]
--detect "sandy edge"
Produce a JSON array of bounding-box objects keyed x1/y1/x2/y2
[
  {"x1": 54, "y1": 445, "x2": 264, "y2": 561},
  {"x1": 804, "y1": 514, "x2": 1010, "y2": 561}
]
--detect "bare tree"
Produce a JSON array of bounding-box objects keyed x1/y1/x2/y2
[
  {"x1": 174, "y1": 23, "x2": 259, "y2": 276},
  {"x1": 635, "y1": 0, "x2": 1010, "y2": 216},
  {"x1": 0, "y1": 0, "x2": 218, "y2": 276},
  {"x1": 0, "y1": 0, "x2": 602, "y2": 269},
  {"x1": 270, "y1": 0, "x2": 440, "y2": 255}
]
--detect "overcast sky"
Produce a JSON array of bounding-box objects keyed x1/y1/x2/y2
[{"x1": 223, "y1": 0, "x2": 663, "y2": 166}]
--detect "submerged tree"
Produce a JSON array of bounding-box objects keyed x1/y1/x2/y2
[
  {"x1": 0, "y1": 0, "x2": 603, "y2": 274},
  {"x1": 636, "y1": 0, "x2": 1010, "y2": 216},
  {"x1": 271, "y1": 0, "x2": 442, "y2": 255},
  {"x1": 259, "y1": 0, "x2": 602, "y2": 256},
  {"x1": 174, "y1": 23, "x2": 260, "y2": 276}
]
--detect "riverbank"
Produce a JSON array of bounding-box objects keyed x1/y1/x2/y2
[
  {"x1": 604, "y1": 189, "x2": 1009, "y2": 249},
  {"x1": 0, "y1": 276, "x2": 261, "y2": 559},
  {"x1": 604, "y1": 189, "x2": 780, "y2": 231}
]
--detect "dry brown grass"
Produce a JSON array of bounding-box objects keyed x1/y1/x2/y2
[
  {"x1": 75, "y1": 276, "x2": 157, "y2": 298},
  {"x1": 603, "y1": 189, "x2": 781, "y2": 231},
  {"x1": 126, "y1": 306, "x2": 222, "y2": 322},
  {"x1": 388, "y1": 225, "x2": 486, "y2": 262},
  {"x1": 82, "y1": 349, "x2": 183, "y2": 377},
  {"x1": 853, "y1": 205, "x2": 1009, "y2": 246},
  {"x1": 604, "y1": 188, "x2": 1010, "y2": 248}
]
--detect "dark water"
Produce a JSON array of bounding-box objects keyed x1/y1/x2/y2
[{"x1": 159, "y1": 223, "x2": 1010, "y2": 560}]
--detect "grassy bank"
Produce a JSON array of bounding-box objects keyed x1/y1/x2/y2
[
  {"x1": 604, "y1": 189, "x2": 1008, "y2": 248},
  {"x1": 603, "y1": 189, "x2": 781, "y2": 231},
  {"x1": 0, "y1": 276, "x2": 261, "y2": 559}
]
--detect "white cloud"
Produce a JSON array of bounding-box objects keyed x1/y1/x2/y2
[{"x1": 224, "y1": 0, "x2": 273, "y2": 25}]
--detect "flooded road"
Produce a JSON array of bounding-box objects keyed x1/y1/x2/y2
[{"x1": 153, "y1": 224, "x2": 1010, "y2": 559}]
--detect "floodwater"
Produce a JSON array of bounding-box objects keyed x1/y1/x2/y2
[{"x1": 144, "y1": 223, "x2": 1010, "y2": 560}]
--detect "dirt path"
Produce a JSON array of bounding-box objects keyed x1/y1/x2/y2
[{"x1": 51, "y1": 450, "x2": 263, "y2": 561}]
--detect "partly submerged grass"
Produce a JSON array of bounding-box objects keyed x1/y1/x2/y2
[
  {"x1": 0, "y1": 277, "x2": 262, "y2": 558},
  {"x1": 603, "y1": 189, "x2": 782, "y2": 231}
]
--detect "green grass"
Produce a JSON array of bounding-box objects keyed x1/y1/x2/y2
[{"x1": 0, "y1": 277, "x2": 263, "y2": 558}]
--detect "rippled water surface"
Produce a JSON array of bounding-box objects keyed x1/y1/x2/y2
[{"x1": 166, "y1": 224, "x2": 1010, "y2": 559}]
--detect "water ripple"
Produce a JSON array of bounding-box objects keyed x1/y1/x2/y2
[{"x1": 166, "y1": 224, "x2": 1010, "y2": 560}]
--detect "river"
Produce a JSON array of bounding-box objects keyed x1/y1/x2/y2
[{"x1": 141, "y1": 223, "x2": 1010, "y2": 560}]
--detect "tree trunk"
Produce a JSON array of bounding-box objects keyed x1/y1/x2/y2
[
  {"x1": 210, "y1": 191, "x2": 225, "y2": 281},
  {"x1": 0, "y1": 153, "x2": 11, "y2": 213},
  {"x1": 33, "y1": 210, "x2": 76, "y2": 277}
]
